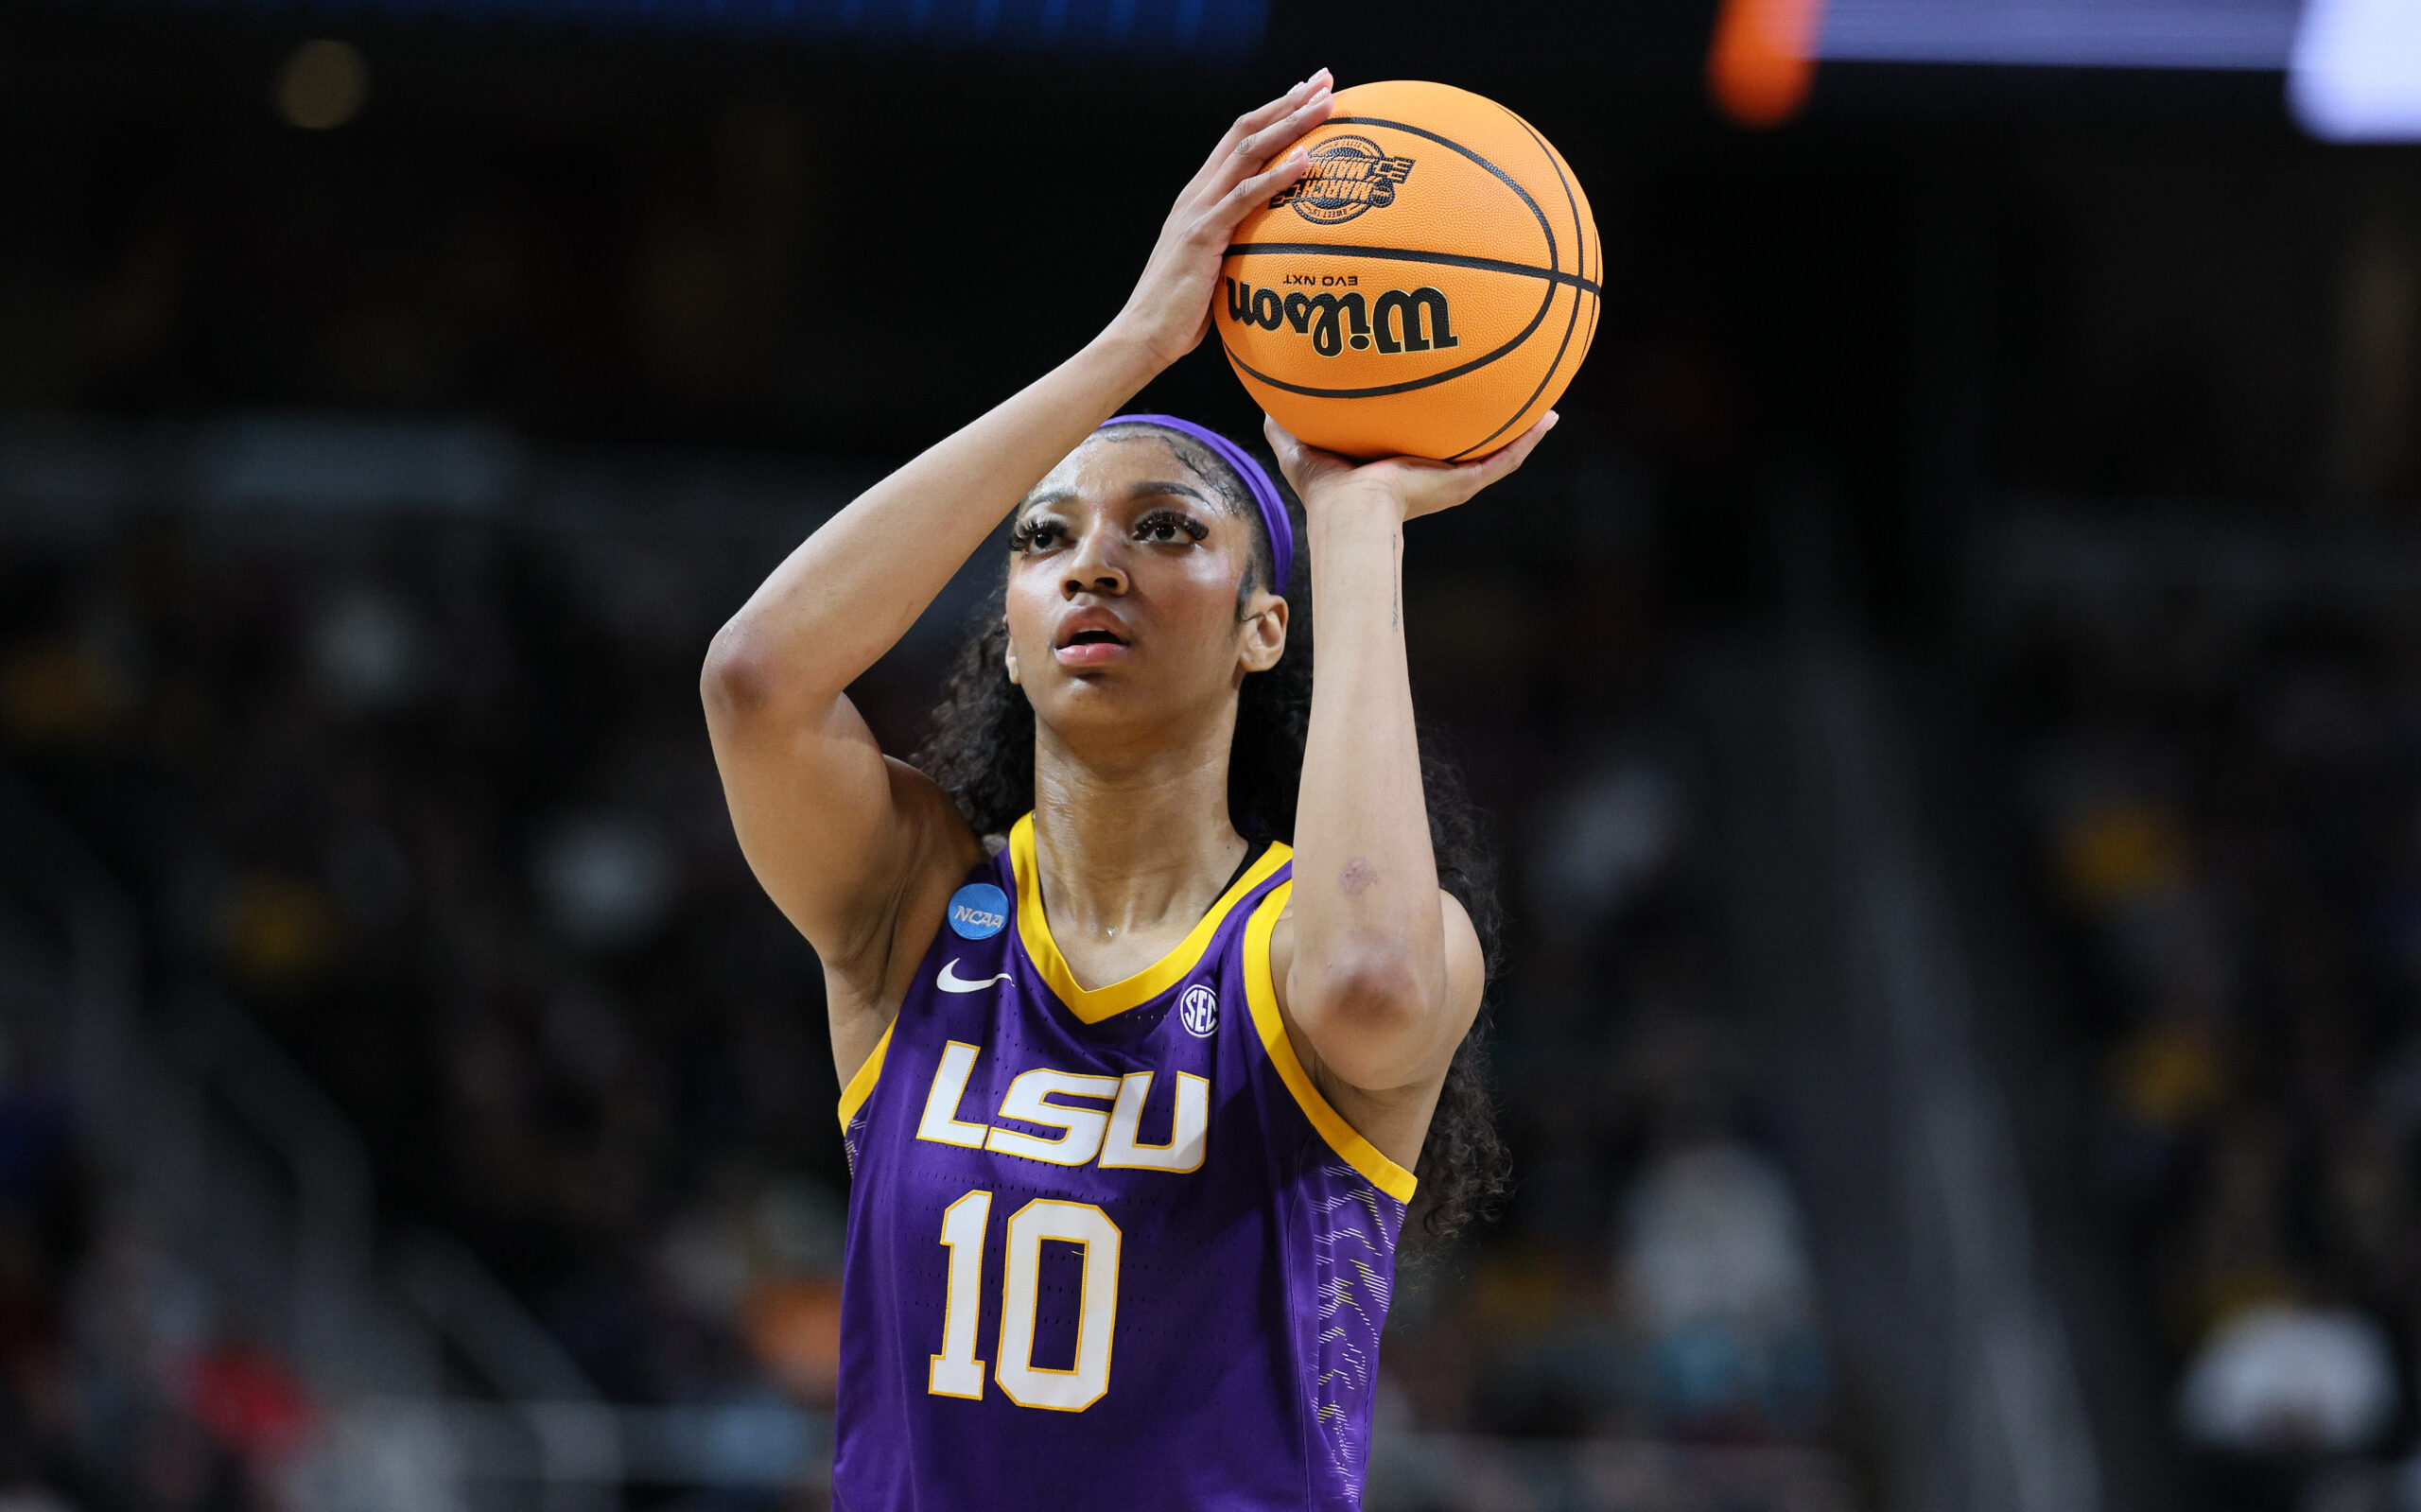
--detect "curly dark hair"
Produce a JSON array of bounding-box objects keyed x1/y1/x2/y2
[{"x1": 910, "y1": 421, "x2": 1510, "y2": 1243}]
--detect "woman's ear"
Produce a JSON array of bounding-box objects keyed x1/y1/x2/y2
[
  {"x1": 1239, "y1": 596, "x2": 1288, "y2": 675},
  {"x1": 1004, "y1": 638, "x2": 1021, "y2": 686}
]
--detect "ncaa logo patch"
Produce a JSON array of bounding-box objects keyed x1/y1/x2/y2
[
  {"x1": 946, "y1": 882, "x2": 1008, "y2": 940},
  {"x1": 1177, "y1": 983, "x2": 1218, "y2": 1038}
]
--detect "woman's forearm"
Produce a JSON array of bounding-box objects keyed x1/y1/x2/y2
[
  {"x1": 704, "y1": 328, "x2": 1161, "y2": 716},
  {"x1": 705, "y1": 74, "x2": 1332, "y2": 721},
  {"x1": 1284, "y1": 495, "x2": 1453, "y2": 1087}
]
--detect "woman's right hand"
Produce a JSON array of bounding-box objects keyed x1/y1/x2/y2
[{"x1": 1106, "y1": 70, "x2": 1336, "y2": 372}]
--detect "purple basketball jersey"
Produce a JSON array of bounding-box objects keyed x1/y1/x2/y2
[{"x1": 832, "y1": 816, "x2": 1414, "y2": 1510}]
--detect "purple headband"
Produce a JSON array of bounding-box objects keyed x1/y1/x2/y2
[{"x1": 1099, "y1": 414, "x2": 1293, "y2": 595}]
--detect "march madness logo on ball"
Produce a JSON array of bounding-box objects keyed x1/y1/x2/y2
[{"x1": 1268, "y1": 136, "x2": 1416, "y2": 224}]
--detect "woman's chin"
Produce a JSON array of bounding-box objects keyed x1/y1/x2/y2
[
  {"x1": 1035, "y1": 676, "x2": 1142, "y2": 718},
  {"x1": 1031, "y1": 680, "x2": 1187, "y2": 740}
]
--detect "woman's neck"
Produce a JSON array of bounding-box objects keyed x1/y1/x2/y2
[{"x1": 1028, "y1": 716, "x2": 1249, "y2": 982}]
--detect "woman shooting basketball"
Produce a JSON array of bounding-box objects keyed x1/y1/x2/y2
[{"x1": 703, "y1": 70, "x2": 1553, "y2": 1509}]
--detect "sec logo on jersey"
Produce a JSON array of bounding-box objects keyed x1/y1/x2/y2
[{"x1": 1178, "y1": 983, "x2": 1218, "y2": 1038}]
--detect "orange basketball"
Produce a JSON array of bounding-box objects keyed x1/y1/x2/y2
[{"x1": 1218, "y1": 80, "x2": 1600, "y2": 462}]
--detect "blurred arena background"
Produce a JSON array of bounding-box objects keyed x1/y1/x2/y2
[{"x1": 4, "y1": 0, "x2": 2421, "y2": 1507}]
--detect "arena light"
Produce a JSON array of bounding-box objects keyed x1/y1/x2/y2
[
  {"x1": 1816, "y1": 0, "x2": 2299, "y2": 68},
  {"x1": 1709, "y1": 0, "x2": 1826, "y2": 127},
  {"x1": 2290, "y1": 0, "x2": 2421, "y2": 140}
]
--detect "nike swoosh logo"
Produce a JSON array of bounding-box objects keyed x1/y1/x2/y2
[{"x1": 937, "y1": 959, "x2": 1013, "y2": 995}]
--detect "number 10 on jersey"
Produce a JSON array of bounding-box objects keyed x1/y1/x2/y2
[{"x1": 929, "y1": 1190, "x2": 1123, "y2": 1411}]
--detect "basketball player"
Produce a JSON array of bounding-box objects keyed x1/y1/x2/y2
[{"x1": 702, "y1": 71, "x2": 1553, "y2": 1508}]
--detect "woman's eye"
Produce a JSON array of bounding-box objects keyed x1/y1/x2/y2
[
  {"x1": 1016, "y1": 521, "x2": 1062, "y2": 551},
  {"x1": 1137, "y1": 513, "x2": 1202, "y2": 545}
]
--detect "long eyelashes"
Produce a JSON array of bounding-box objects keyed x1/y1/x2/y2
[
  {"x1": 1135, "y1": 508, "x2": 1210, "y2": 544},
  {"x1": 1009, "y1": 510, "x2": 1073, "y2": 552},
  {"x1": 1011, "y1": 510, "x2": 1210, "y2": 552}
]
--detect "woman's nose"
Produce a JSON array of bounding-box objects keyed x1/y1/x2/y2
[{"x1": 1062, "y1": 525, "x2": 1128, "y2": 597}]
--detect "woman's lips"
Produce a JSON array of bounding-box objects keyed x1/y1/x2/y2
[{"x1": 1054, "y1": 640, "x2": 1130, "y2": 669}]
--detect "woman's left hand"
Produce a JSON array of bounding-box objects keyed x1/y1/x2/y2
[{"x1": 1263, "y1": 412, "x2": 1559, "y2": 523}]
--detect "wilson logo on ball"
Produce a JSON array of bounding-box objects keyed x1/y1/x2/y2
[
  {"x1": 1267, "y1": 135, "x2": 1416, "y2": 224},
  {"x1": 1225, "y1": 279, "x2": 1459, "y2": 357}
]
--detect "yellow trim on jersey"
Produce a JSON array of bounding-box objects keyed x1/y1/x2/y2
[
  {"x1": 1240, "y1": 882, "x2": 1420, "y2": 1205},
  {"x1": 835, "y1": 1018, "x2": 896, "y2": 1129},
  {"x1": 1007, "y1": 813, "x2": 1293, "y2": 1023}
]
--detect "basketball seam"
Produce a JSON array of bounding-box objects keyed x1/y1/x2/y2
[
  {"x1": 1224, "y1": 242, "x2": 1601, "y2": 296},
  {"x1": 1224, "y1": 277, "x2": 1559, "y2": 401},
  {"x1": 1318, "y1": 114, "x2": 1559, "y2": 273},
  {"x1": 1510, "y1": 107, "x2": 1599, "y2": 284},
  {"x1": 1446, "y1": 109, "x2": 1595, "y2": 461}
]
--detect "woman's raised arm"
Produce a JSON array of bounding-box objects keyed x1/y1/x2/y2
[
  {"x1": 1264, "y1": 411, "x2": 1555, "y2": 1133},
  {"x1": 703, "y1": 73, "x2": 1333, "y2": 1065}
]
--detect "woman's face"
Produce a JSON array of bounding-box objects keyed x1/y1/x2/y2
[{"x1": 1003, "y1": 431, "x2": 1286, "y2": 753}]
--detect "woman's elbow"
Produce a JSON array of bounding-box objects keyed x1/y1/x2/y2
[
  {"x1": 1297, "y1": 948, "x2": 1436, "y2": 1044},
  {"x1": 701, "y1": 618, "x2": 787, "y2": 721}
]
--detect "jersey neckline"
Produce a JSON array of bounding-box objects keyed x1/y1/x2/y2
[{"x1": 1007, "y1": 813, "x2": 1293, "y2": 1024}]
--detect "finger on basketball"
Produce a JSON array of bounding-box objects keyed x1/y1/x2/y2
[
  {"x1": 1238, "y1": 86, "x2": 1332, "y2": 169},
  {"x1": 1472, "y1": 410, "x2": 1557, "y2": 480},
  {"x1": 1263, "y1": 414, "x2": 1350, "y2": 495},
  {"x1": 1202, "y1": 74, "x2": 1330, "y2": 186},
  {"x1": 1179, "y1": 87, "x2": 1299, "y2": 202},
  {"x1": 1240, "y1": 72, "x2": 1327, "y2": 135},
  {"x1": 1400, "y1": 412, "x2": 1557, "y2": 520},
  {"x1": 1204, "y1": 90, "x2": 1331, "y2": 211},
  {"x1": 1245, "y1": 68, "x2": 1331, "y2": 134},
  {"x1": 1220, "y1": 150, "x2": 1311, "y2": 221}
]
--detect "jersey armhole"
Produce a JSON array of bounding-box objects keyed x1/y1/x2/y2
[
  {"x1": 1241, "y1": 882, "x2": 1420, "y2": 1205},
  {"x1": 836, "y1": 1017, "x2": 897, "y2": 1130}
]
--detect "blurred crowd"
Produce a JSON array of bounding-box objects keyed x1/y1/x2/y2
[
  {"x1": 0, "y1": 1087, "x2": 315, "y2": 1512},
  {"x1": 1384, "y1": 738, "x2": 1831, "y2": 1451},
  {"x1": 4, "y1": 0, "x2": 2401, "y2": 1503},
  {"x1": 0, "y1": 499, "x2": 845, "y2": 1508},
  {"x1": 2007, "y1": 523, "x2": 2421, "y2": 1510},
  {"x1": 0, "y1": 427, "x2": 1848, "y2": 1507}
]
